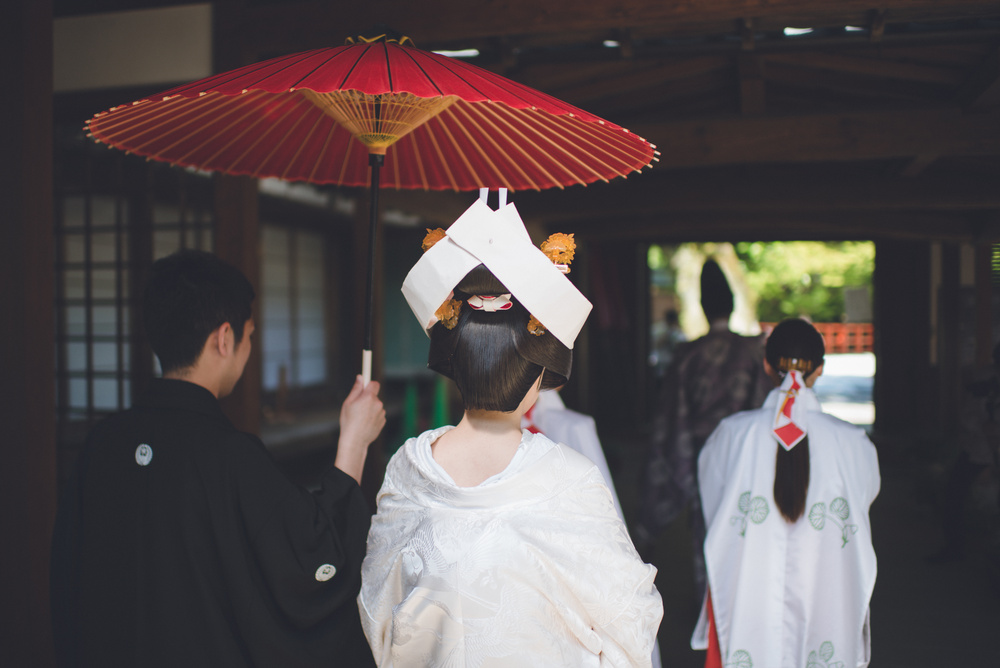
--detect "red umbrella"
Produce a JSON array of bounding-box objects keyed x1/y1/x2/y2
[{"x1": 86, "y1": 33, "x2": 658, "y2": 381}]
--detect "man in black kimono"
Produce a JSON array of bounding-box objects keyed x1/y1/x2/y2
[{"x1": 51, "y1": 250, "x2": 386, "y2": 667}]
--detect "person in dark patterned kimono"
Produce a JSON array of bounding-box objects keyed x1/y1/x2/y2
[{"x1": 636, "y1": 259, "x2": 771, "y2": 602}]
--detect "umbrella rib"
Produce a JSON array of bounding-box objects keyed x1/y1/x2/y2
[
  {"x1": 280, "y1": 114, "x2": 325, "y2": 181},
  {"x1": 408, "y1": 134, "x2": 430, "y2": 190},
  {"x1": 382, "y1": 40, "x2": 393, "y2": 91},
  {"x1": 91, "y1": 95, "x2": 212, "y2": 142},
  {"x1": 306, "y1": 120, "x2": 344, "y2": 183},
  {"x1": 178, "y1": 49, "x2": 323, "y2": 95},
  {"x1": 553, "y1": 113, "x2": 653, "y2": 171},
  {"x1": 484, "y1": 103, "x2": 641, "y2": 183},
  {"x1": 286, "y1": 47, "x2": 359, "y2": 92},
  {"x1": 333, "y1": 134, "x2": 356, "y2": 185},
  {"x1": 452, "y1": 103, "x2": 569, "y2": 189},
  {"x1": 263, "y1": 99, "x2": 325, "y2": 179},
  {"x1": 158, "y1": 94, "x2": 283, "y2": 166},
  {"x1": 187, "y1": 92, "x2": 301, "y2": 170},
  {"x1": 213, "y1": 94, "x2": 317, "y2": 171},
  {"x1": 95, "y1": 95, "x2": 252, "y2": 159},
  {"x1": 421, "y1": 119, "x2": 461, "y2": 191},
  {"x1": 395, "y1": 48, "x2": 446, "y2": 97},
  {"x1": 437, "y1": 105, "x2": 533, "y2": 189},
  {"x1": 333, "y1": 43, "x2": 375, "y2": 91}
]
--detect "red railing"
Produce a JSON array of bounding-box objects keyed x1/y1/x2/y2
[{"x1": 760, "y1": 322, "x2": 873, "y2": 354}]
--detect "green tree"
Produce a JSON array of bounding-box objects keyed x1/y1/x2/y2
[{"x1": 734, "y1": 241, "x2": 874, "y2": 322}]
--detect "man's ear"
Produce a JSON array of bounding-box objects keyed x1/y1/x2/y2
[{"x1": 208, "y1": 322, "x2": 233, "y2": 357}]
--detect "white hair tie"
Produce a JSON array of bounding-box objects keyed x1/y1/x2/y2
[{"x1": 467, "y1": 294, "x2": 513, "y2": 312}]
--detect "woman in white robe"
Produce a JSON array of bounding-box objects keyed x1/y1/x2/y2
[
  {"x1": 359, "y1": 198, "x2": 663, "y2": 667},
  {"x1": 692, "y1": 318, "x2": 879, "y2": 668}
]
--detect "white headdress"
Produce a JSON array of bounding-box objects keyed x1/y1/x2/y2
[{"x1": 401, "y1": 196, "x2": 592, "y2": 349}]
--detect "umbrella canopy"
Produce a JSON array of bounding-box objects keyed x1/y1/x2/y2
[{"x1": 86, "y1": 35, "x2": 658, "y2": 191}]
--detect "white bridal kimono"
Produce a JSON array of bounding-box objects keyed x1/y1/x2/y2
[
  {"x1": 359, "y1": 427, "x2": 663, "y2": 668},
  {"x1": 692, "y1": 385, "x2": 880, "y2": 668}
]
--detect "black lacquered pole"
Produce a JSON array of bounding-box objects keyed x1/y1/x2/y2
[{"x1": 362, "y1": 152, "x2": 384, "y2": 385}]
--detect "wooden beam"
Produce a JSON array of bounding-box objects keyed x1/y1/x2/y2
[
  {"x1": 955, "y1": 46, "x2": 1000, "y2": 109},
  {"x1": 899, "y1": 154, "x2": 939, "y2": 177},
  {"x1": 869, "y1": 9, "x2": 887, "y2": 44},
  {"x1": 632, "y1": 108, "x2": 1000, "y2": 168},
  {"x1": 511, "y1": 165, "x2": 1000, "y2": 218},
  {"x1": 382, "y1": 166, "x2": 1000, "y2": 239},
  {"x1": 559, "y1": 210, "x2": 984, "y2": 242},
  {"x1": 739, "y1": 52, "x2": 766, "y2": 114},
  {"x1": 764, "y1": 50, "x2": 966, "y2": 85},
  {"x1": 239, "y1": 1, "x2": 1000, "y2": 54}
]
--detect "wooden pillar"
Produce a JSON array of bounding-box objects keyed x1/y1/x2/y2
[
  {"x1": 872, "y1": 240, "x2": 933, "y2": 438},
  {"x1": 212, "y1": 0, "x2": 261, "y2": 435},
  {"x1": 0, "y1": 1, "x2": 56, "y2": 665},
  {"x1": 975, "y1": 240, "x2": 994, "y2": 366},
  {"x1": 938, "y1": 242, "x2": 962, "y2": 432},
  {"x1": 214, "y1": 175, "x2": 262, "y2": 435}
]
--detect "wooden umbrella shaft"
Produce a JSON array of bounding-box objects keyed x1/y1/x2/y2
[{"x1": 363, "y1": 152, "x2": 384, "y2": 385}]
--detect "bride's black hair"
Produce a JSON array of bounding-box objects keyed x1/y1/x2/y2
[{"x1": 428, "y1": 265, "x2": 572, "y2": 412}]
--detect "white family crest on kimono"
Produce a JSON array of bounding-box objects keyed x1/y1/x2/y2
[
  {"x1": 359, "y1": 427, "x2": 663, "y2": 667},
  {"x1": 693, "y1": 383, "x2": 879, "y2": 668}
]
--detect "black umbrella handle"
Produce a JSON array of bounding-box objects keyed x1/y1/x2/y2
[{"x1": 363, "y1": 153, "x2": 384, "y2": 385}]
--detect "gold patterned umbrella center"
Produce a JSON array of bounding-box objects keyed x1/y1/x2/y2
[{"x1": 302, "y1": 90, "x2": 458, "y2": 155}]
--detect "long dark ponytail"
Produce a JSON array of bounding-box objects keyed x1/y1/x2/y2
[{"x1": 765, "y1": 319, "x2": 825, "y2": 522}]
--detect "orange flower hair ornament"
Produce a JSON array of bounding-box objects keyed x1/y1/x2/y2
[
  {"x1": 422, "y1": 228, "x2": 447, "y2": 252},
  {"x1": 540, "y1": 233, "x2": 576, "y2": 274}
]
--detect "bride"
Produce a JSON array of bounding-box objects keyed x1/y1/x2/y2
[{"x1": 358, "y1": 197, "x2": 663, "y2": 667}]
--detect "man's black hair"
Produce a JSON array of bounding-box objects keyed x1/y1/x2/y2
[
  {"x1": 142, "y1": 250, "x2": 255, "y2": 374},
  {"x1": 428, "y1": 265, "x2": 572, "y2": 412}
]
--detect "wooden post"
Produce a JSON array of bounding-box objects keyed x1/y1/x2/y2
[
  {"x1": 0, "y1": 1, "x2": 56, "y2": 665},
  {"x1": 938, "y1": 242, "x2": 962, "y2": 431},
  {"x1": 214, "y1": 174, "x2": 262, "y2": 436},
  {"x1": 872, "y1": 240, "x2": 933, "y2": 437},
  {"x1": 975, "y1": 240, "x2": 994, "y2": 366}
]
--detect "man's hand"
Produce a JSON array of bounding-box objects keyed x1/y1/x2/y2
[{"x1": 335, "y1": 375, "x2": 386, "y2": 484}]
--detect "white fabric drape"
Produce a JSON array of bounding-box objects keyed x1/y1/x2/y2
[{"x1": 359, "y1": 428, "x2": 662, "y2": 667}]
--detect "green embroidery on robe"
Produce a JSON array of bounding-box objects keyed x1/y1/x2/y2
[
  {"x1": 731, "y1": 491, "x2": 769, "y2": 536},
  {"x1": 806, "y1": 641, "x2": 843, "y2": 668},
  {"x1": 725, "y1": 649, "x2": 753, "y2": 668},
  {"x1": 808, "y1": 497, "x2": 858, "y2": 547}
]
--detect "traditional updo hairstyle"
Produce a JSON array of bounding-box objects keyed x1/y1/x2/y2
[
  {"x1": 765, "y1": 318, "x2": 825, "y2": 522},
  {"x1": 428, "y1": 264, "x2": 572, "y2": 412}
]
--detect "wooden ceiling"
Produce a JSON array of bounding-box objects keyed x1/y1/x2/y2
[{"x1": 64, "y1": 0, "x2": 1000, "y2": 241}]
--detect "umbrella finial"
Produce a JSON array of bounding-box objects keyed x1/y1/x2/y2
[{"x1": 347, "y1": 26, "x2": 413, "y2": 47}]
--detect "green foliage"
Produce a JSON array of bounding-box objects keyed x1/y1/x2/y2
[{"x1": 734, "y1": 241, "x2": 874, "y2": 322}]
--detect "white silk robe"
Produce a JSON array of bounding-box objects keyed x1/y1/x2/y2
[
  {"x1": 692, "y1": 385, "x2": 880, "y2": 668},
  {"x1": 359, "y1": 427, "x2": 663, "y2": 667}
]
